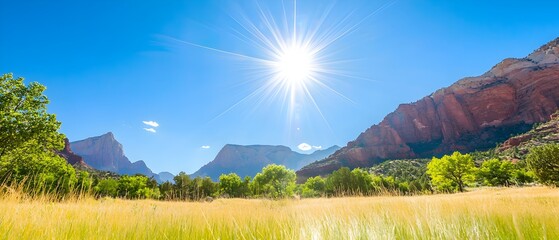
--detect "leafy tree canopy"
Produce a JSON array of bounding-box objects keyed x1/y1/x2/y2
[
  {"x1": 252, "y1": 164, "x2": 296, "y2": 198},
  {"x1": 427, "y1": 152, "x2": 477, "y2": 192},
  {"x1": 0, "y1": 73, "x2": 65, "y2": 158},
  {"x1": 0, "y1": 73, "x2": 73, "y2": 196}
]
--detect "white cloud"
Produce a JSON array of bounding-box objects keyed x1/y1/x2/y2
[
  {"x1": 298, "y1": 143, "x2": 323, "y2": 151},
  {"x1": 297, "y1": 143, "x2": 312, "y2": 151},
  {"x1": 142, "y1": 121, "x2": 159, "y2": 127},
  {"x1": 201, "y1": 145, "x2": 210, "y2": 149},
  {"x1": 143, "y1": 128, "x2": 156, "y2": 133}
]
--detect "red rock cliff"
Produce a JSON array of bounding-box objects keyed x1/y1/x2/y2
[
  {"x1": 298, "y1": 37, "x2": 559, "y2": 179},
  {"x1": 57, "y1": 138, "x2": 91, "y2": 169}
]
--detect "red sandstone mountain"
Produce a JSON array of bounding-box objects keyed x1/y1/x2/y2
[
  {"x1": 298, "y1": 37, "x2": 559, "y2": 179},
  {"x1": 57, "y1": 138, "x2": 91, "y2": 169}
]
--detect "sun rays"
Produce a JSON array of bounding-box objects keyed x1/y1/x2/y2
[{"x1": 164, "y1": 0, "x2": 394, "y2": 131}]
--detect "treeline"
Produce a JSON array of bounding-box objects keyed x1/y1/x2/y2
[
  {"x1": 92, "y1": 164, "x2": 431, "y2": 200},
  {"x1": 2, "y1": 73, "x2": 559, "y2": 201},
  {"x1": 90, "y1": 143, "x2": 558, "y2": 200},
  {"x1": 90, "y1": 142, "x2": 557, "y2": 200}
]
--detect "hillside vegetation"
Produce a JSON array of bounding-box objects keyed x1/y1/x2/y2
[{"x1": 478, "y1": 111, "x2": 559, "y2": 161}]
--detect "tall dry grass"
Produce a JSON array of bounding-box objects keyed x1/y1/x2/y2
[{"x1": 0, "y1": 187, "x2": 557, "y2": 239}]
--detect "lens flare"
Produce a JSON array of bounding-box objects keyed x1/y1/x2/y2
[{"x1": 164, "y1": 0, "x2": 394, "y2": 129}]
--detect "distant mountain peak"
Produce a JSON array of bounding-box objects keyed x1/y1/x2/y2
[
  {"x1": 191, "y1": 144, "x2": 340, "y2": 181},
  {"x1": 102, "y1": 131, "x2": 115, "y2": 138},
  {"x1": 70, "y1": 133, "x2": 171, "y2": 183}
]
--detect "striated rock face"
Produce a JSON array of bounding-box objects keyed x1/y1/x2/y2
[
  {"x1": 57, "y1": 138, "x2": 91, "y2": 169},
  {"x1": 191, "y1": 144, "x2": 340, "y2": 181},
  {"x1": 70, "y1": 132, "x2": 164, "y2": 182},
  {"x1": 298, "y1": 37, "x2": 559, "y2": 179}
]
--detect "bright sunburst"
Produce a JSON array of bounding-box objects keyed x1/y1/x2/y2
[
  {"x1": 273, "y1": 44, "x2": 315, "y2": 85},
  {"x1": 164, "y1": 0, "x2": 394, "y2": 128}
]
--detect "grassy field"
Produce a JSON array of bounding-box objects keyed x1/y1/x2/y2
[{"x1": 0, "y1": 187, "x2": 558, "y2": 239}]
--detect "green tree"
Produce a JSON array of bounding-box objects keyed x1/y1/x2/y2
[
  {"x1": 526, "y1": 143, "x2": 559, "y2": 186},
  {"x1": 477, "y1": 159, "x2": 514, "y2": 186},
  {"x1": 252, "y1": 164, "x2": 296, "y2": 198},
  {"x1": 75, "y1": 170, "x2": 93, "y2": 193},
  {"x1": 173, "y1": 172, "x2": 191, "y2": 200},
  {"x1": 0, "y1": 73, "x2": 75, "y2": 196},
  {"x1": 94, "y1": 178, "x2": 119, "y2": 197},
  {"x1": 116, "y1": 175, "x2": 160, "y2": 199},
  {"x1": 301, "y1": 176, "x2": 326, "y2": 198},
  {"x1": 350, "y1": 168, "x2": 373, "y2": 195},
  {"x1": 511, "y1": 167, "x2": 535, "y2": 185},
  {"x1": 159, "y1": 181, "x2": 174, "y2": 200},
  {"x1": 239, "y1": 176, "x2": 252, "y2": 197},
  {"x1": 325, "y1": 167, "x2": 352, "y2": 196},
  {"x1": 0, "y1": 73, "x2": 65, "y2": 160},
  {"x1": 190, "y1": 176, "x2": 217, "y2": 200},
  {"x1": 427, "y1": 152, "x2": 477, "y2": 192},
  {"x1": 219, "y1": 173, "x2": 243, "y2": 198},
  {"x1": 371, "y1": 175, "x2": 397, "y2": 193}
]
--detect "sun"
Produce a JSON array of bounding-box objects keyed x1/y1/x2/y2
[
  {"x1": 274, "y1": 45, "x2": 315, "y2": 84},
  {"x1": 168, "y1": 0, "x2": 391, "y2": 125}
]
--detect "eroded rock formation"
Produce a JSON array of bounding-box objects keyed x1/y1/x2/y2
[{"x1": 298, "y1": 37, "x2": 559, "y2": 179}]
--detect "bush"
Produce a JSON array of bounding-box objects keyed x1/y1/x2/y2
[
  {"x1": 477, "y1": 159, "x2": 514, "y2": 186},
  {"x1": 94, "y1": 179, "x2": 118, "y2": 197},
  {"x1": 219, "y1": 173, "x2": 243, "y2": 198},
  {"x1": 117, "y1": 175, "x2": 160, "y2": 199},
  {"x1": 301, "y1": 176, "x2": 325, "y2": 198},
  {"x1": 325, "y1": 167, "x2": 352, "y2": 196},
  {"x1": 0, "y1": 145, "x2": 77, "y2": 196},
  {"x1": 526, "y1": 143, "x2": 559, "y2": 186}
]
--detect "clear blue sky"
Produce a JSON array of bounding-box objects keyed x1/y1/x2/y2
[{"x1": 1, "y1": 0, "x2": 558, "y2": 174}]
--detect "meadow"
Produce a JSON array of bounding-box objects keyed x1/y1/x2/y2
[{"x1": 0, "y1": 187, "x2": 557, "y2": 239}]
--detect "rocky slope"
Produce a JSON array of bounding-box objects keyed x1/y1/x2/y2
[
  {"x1": 191, "y1": 144, "x2": 340, "y2": 181},
  {"x1": 57, "y1": 138, "x2": 91, "y2": 169},
  {"x1": 298, "y1": 37, "x2": 559, "y2": 179},
  {"x1": 70, "y1": 132, "x2": 165, "y2": 182},
  {"x1": 496, "y1": 111, "x2": 559, "y2": 160}
]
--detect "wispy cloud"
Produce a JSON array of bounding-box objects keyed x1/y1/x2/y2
[
  {"x1": 142, "y1": 121, "x2": 159, "y2": 127},
  {"x1": 312, "y1": 145, "x2": 323, "y2": 150},
  {"x1": 143, "y1": 128, "x2": 156, "y2": 133},
  {"x1": 201, "y1": 145, "x2": 211, "y2": 149}
]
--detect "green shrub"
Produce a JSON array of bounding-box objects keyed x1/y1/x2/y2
[{"x1": 526, "y1": 143, "x2": 559, "y2": 186}]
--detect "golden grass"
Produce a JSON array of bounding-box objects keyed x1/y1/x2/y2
[{"x1": 0, "y1": 187, "x2": 558, "y2": 239}]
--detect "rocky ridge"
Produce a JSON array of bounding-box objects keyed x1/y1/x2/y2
[
  {"x1": 70, "y1": 132, "x2": 169, "y2": 182},
  {"x1": 298, "y1": 37, "x2": 559, "y2": 179}
]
